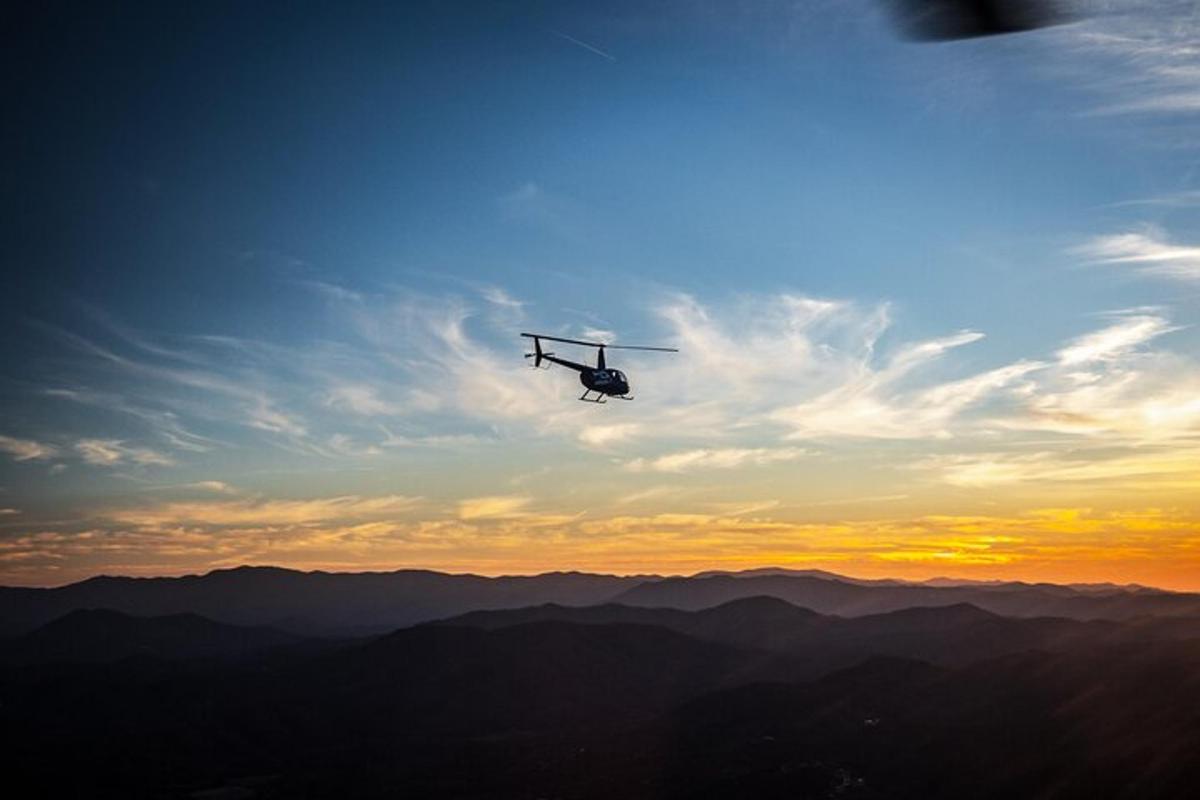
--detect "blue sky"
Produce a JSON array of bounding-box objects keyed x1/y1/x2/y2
[{"x1": 3, "y1": 1, "x2": 1200, "y2": 587}]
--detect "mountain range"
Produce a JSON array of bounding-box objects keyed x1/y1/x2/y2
[
  {"x1": 3, "y1": 565, "x2": 1196, "y2": 636},
  {"x1": 4, "y1": 565, "x2": 1200, "y2": 797}
]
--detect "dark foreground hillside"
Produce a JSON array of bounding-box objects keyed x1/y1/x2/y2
[{"x1": 2, "y1": 600, "x2": 1199, "y2": 799}]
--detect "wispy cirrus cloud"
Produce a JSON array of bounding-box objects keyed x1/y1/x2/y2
[
  {"x1": 646, "y1": 292, "x2": 1034, "y2": 442},
  {"x1": 1061, "y1": 7, "x2": 1200, "y2": 119},
  {"x1": 913, "y1": 446, "x2": 1200, "y2": 489},
  {"x1": 1107, "y1": 190, "x2": 1200, "y2": 208},
  {"x1": 480, "y1": 286, "x2": 526, "y2": 312},
  {"x1": 324, "y1": 384, "x2": 406, "y2": 416},
  {"x1": 11, "y1": 283, "x2": 1200, "y2": 522},
  {"x1": 625, "y1": 447, "x2": 807, "y2": 473},
  {"x1": 186, "y1": 481, "x2": 238, "y2": 495},
  {"x1": 42, "y1": 388, "x2": 219, "y2": 453},
  {"x1": 0, "y1": 435, "x2": 58, "y2": 462},
  {"x1": 773, "y1": 355, "x2": 1044, "y2": 441},
  {"x1": 1055, "y1": 311, "x2": 1179, "y2": 365},
  {"x1": 457, "y1": 495, "x2": 532, "y2": 520},
  {"x1": 1073, "y1": 227, "x2": 1200, "y2": 282},
  {"x1": 40, "y1": 320, "x2": 312, "y2": 452},
  {"x1": 578, "y1": 423, "x2": 642, "y2": 448},
  {"x1": 75, "y1": 439, "x2": 173, "y2": 467},
  {"x1": 106, "y1": 493, "x2": 422, "y2": 528},
  {"x1": 992, "y1": 310, "x2": 1198, "y2": 441}
]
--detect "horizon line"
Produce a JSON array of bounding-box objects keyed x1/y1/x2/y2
[{"x1": 1, "y1": 563, "x2": 1176, "y2": 593}]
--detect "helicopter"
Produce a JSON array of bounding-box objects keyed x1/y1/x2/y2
[{"x1": 521, "y1": 332, "x2": 678, "y2": 403}]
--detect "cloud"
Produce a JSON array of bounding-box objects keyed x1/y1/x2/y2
[
  {"x1": 245, "y1": 398, "x2": 307, "y2": 438},
  {"x1": 325, "y1": 385, "x2": 405, "y2": 416},
  {"x1": 27, "y1": 289, "x2": 1052, "y2": 473},
  {"x1": 457, "y1": 495, "x2": 532, "y2": 520},
  {"x1": 360, "y1": 290, "x2": 1198, "y2": 455},
  {"x1": 326, "y1": 434, "x2": 382, "y2": 457},
  {"x1": 640, "y1": 292, "x2": 1068, "y2": 445},
  {"x1": 378, "y1": 426, "x2": 484, "y2": 448},
  {"x1": 1108, "y1": 190, "x2": 1200, "y2": 208},
  {"x1": 75, "y1": 439, "x2": 173, "y2": 467},
  {"x1": 480, "y1": 286, "x2": 525, "y2": 312},
  {"x1": 616, "y1": 485, "x2": 686, "y2": 505},
  {"x1": 41, "y1": 321, "x2": 313, "y2": 452},
  {"x1": 187, "y1": 481, "x2": 238, "y2": 495},
  {"x1": 0, "y1": 435, "x2": 57, "y2": 462},
  {"x1": 769, "y1": 337, "x2": 1040, "y2": 440},
  {"x1": 914, "y1": 447, "x2": 1200, "y2": 489},
  {"x1": 42, "y1": 388, "x2": 219, "y2": 454},
  {"x1": 579, "y1": 327, "x2": 617, "y2": 344},
  {"x1": 301, "y1": 280, "x2": 364, "y2": 304},
  {"x1": 1056, "y1": 312, "x2": 1179, "y2": 365},
  {"x1": 17, "y1": 283, "x2": 1200, "y2": 538},
  {"x1": 496, "y1": 182, "x2": 581, "y2": 236},
  {"x1": 578, "y1": 423, "x2": 641, "y2": 448},
  {"x1": 1074, "y1": 228, "x2": 1200, "y2": 282},
  {"x1": 1062, "y1": 13, "x2": 1200, "y2": 119},
  {"x1": 993, "y1": 311, "x2": 1200, "y2": 442},
  {"x1": 4, "y1": 493, "x2": 1198, "y2": 590},
  {"x1": 625, "y1": 447, "x2": 806, "y2": 473},
  {"x1": 106, "y1": 494, "x2": 422, "y2": 528}
]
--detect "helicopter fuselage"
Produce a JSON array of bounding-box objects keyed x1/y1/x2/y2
[
  {"x1": 580, "y1": 367, "x2": 630, "y2": 396},
  {"x1": 541, "y1": 354, "x2": 630, "y2": 397}
]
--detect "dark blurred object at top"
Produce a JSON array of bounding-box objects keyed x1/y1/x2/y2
[{"x1": 890, "y1": 0, "x2": 1073, "y2": 40}]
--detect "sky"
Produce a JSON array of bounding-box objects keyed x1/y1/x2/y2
[{"x1": 3, "y1": 0, "x2": 1200, "y2": 589}]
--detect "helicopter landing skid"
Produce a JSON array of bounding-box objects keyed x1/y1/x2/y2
[{"x1": 579, "y1": 390, "x2": 607, "y2": 403}]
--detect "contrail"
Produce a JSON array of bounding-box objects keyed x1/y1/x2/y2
[{"x1": 550, "y1": 29, "x2": 617, "y2": 62}]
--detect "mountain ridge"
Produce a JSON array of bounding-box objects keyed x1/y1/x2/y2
[{"x1": 1, "y1": 565, "x2": 1194, "y2": 636}]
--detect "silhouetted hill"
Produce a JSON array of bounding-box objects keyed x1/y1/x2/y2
[
  {"x1": 1, "y1": 608, "x2": 306, "y2": 664},
  {"x1": 692, "y1": 567, "x2": 912, "y2": 586},
  {"x1": 4, "y1": 566, "x2": 1193, "y2": 638},
  {"x1": 0, "y1": 566, "x2": 648, "y2": 635},
  {"x1": 658, "y1": 641, "x2": 1200, "y2": 798},
  {"x1": 3, "y1": 609, "x2": 1200, "y2": 798},
  {"x1": 612, "y1": 573, "x2": 1200, "y2": 620},
  {"x1": 439, "y1": 597, "x2": 1200, "y2": 676},
  {"x1": 0, "y1": 618, "x2": 794, "y2": 796},
  {"x1": 440, "y1": 595, "x2": 823, "y2": 651},
  {"x1": 307, "y1": 621, "x2": 795, "y2": 735}
]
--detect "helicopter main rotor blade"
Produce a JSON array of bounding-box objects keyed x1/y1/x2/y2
[
  {"x1": 603, "y1": 344, "x2": 679, "y2": 352},
  {"x1": 520, "y1": 332, "x2": 677, "y2": 352}
]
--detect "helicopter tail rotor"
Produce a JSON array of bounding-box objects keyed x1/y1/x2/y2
[{"x1": 523, "y1": 336, "x2": 553, "y2": 368}]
